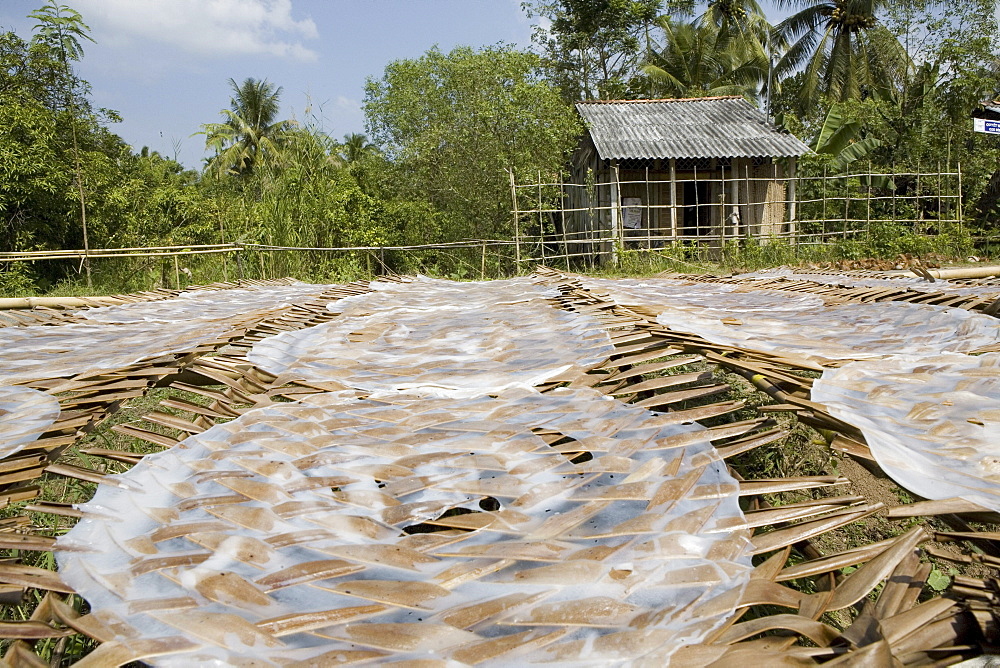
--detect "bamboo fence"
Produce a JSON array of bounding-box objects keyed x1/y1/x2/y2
[{"x1": 510, "y1": 165, "x2": 964, "y2": 267}]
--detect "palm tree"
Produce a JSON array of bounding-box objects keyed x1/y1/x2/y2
[
  {"x1": 775, "y1": 0, "x2": 909, "y2": 110},
  {"x1": 200, "y1": 77, "x2": 293, "y2": 177},
  {"x1": 339, "y1": 133, "x2": 379, "y2": 164},
  {"x1": 702, "y1": 0, "x2": 772, "y2": 49},
  {"x1": 641, "y1": 17, "x2": 767, "y2": 99},
  {"x1": 700, "y1": 0, "x2": 783, "y2": 113}
]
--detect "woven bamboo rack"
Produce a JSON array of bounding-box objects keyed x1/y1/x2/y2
[{"x1": 0, "y1": 270, "x2": 996, "y2": 665}]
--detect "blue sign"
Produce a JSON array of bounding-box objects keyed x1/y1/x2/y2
[{"x1": 974, "y1": 118, "x2": 1000, "y2": 135}]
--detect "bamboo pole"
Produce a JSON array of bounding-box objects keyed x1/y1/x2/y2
[
  {"x1": 560, "y1": 185, "x2": 571, "y2": 269},
  {"x1": 866, "y1": 161, "x2": 872, "y2": 236},
  {"x1": 509, "y1": 170, "x2": 521, "y2": 267},
  {"x1": 744, "y1": 163, "x2": 752, "y2": 237},
  {"x1": 845, "y1": 174, "x2": 852, "y2": 241},
  {"x1": 907, "y1": 265, "x2": 1000, "y2": 280},
  {"x1": 693, "y1": 164, "x2": 700, "y2": 237},
  {"x1": 938, "y1": 161, "x2": 943, "y2": 225},
  {"x1": 538, "y1": 171, "x2": 547, "y2": 265},
  {"x1": 219, "y1": 216, "x2": 228, "y2": 282},
  {"x1": 957, "y1": 162, "x2": 964, "y2": 232},
  {"x1": 822, "y1": 165, "x2": 830, "y2": 240},
  {"x1": 891, "y1": 163, "x2": 896, "y2": 227},
  {"x1": 730, "y1": 163, "x2": 740, "y2": 237},
  {"x1": 788, "y1": 156, "x2": 798, "y2": 236},
  {"x1": 645, "y1": 164, "x2": 651, "y2": 249},
  {"x1": 0, "y1": 248, "x2": 239, "y2": 262},
  {"x1": 669, "y1": 158, "x2": 678, "y2": 241},
  {"x1": 916, "y1": 161, "x2": 922, "y2": 227},
  {"x1": 720, "y1": 163, "x2": 727, "y2": 245},
  {"x1": 610, "y1": 162, "x2": 621, "y2": 266},
  {"x1": 0, "y1": 296, "x2": 129, "y2": 310}
]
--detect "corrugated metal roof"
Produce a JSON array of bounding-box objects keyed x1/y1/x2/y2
[
  {"x1": 576, "y1": 97, "x2": 811, "y2": 160},
  {"x1": 983, "y1": 103, "x2": 1000, "y2": 116}
]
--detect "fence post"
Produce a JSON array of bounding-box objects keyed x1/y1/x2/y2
[
  {"x1": 847, "y1": 172, "x2": 854, "y2": 242},
  {"x1": 236, "y1": 248, "x2": 244, "y2": 283},
  {"x1": 669, "y1": 158, "x2": 678, "y2": 241},
  {"x1": 916, "y1": 160, "x2": 922, "y2": 228},
  {"x1": 866, "y1": 160, "x2": 872, "y2": 237},
  {"x1": 891, "y1": 163, "x2": 896, "y2": 227},
  {"x1": 610, "y1": 161, "x2": 621, "y2": 266},
  {"x1": 480, "y1": 241, "x2": 486, "y2": 280},
  {"x1": 644, "y1": 164, "x2": 651, "y2": 250},
  {"x1": 509, "y1": 170, "x2": 521, "y2": 269},
  {"x1": 787, "y1": 156, "x2": 798, "y2": 237},
  {"x1": 538, "y1": 171, "x2": 547, "y2": 266},
  {"x1": 560, "y1": 176, "x2": 571, "y2": 269},
  {"x1": 720, "y1": 164, "x2": 727, "y2": 246},
  {"x1": 957, "y1": 162, "x2": 963, "y2": 233}
]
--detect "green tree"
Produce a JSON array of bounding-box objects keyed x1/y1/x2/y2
[
  {"x1": 201, "y1": 77, "x2": 294, "y2": 178},
  {"x1": 775, "y1": 0, "x2": 909, "y2": 110},
  {"x1": 641, "y1": 16, "x2": 767, "y2": 98},
  {"x1": 28, "y1": 0, "x2": 96, "y2": 284},
  {"x1": 0, "y1": 32, "x2": 68, "y2": 253},
  {"x1": 364, "y1": 45, "x2": 582, "y2": 240},
  {"x1": 522, "y1": 0, "x2": 667, "y2": 100}
]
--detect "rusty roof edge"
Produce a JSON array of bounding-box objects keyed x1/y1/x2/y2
[{"x1": 576, "y1": 96, "x2": 746, "y2": 105}]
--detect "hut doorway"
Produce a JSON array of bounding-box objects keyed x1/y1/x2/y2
[{"x1": 682, "y1": 181, "x2": 711, "y2": 235}]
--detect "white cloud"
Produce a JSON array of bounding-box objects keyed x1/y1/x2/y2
[
  {"x1": 335, "y1": 95, "x2": 360, "y2": 111},
  {"x1": 70, "y1": 0, "x2": 319, "y2": 61}
]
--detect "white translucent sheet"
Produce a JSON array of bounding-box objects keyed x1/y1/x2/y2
[
  {"x1": 248, "y1": 277, "x2": 614, "y2": 397},
  {"x1": 57, "y1": 388, "x2": 751, "y2": 666},
  {"x1": 576, "y1": 277, "x2": 1000, "y2": 363},
  {"x1": 0, "y1": 386, "x2": 60, "y2": 457},
  {"x1": 0, "y1": 320, "x2": 233, "y2": 385},
  {"x1": 655, "y1": 301, "x2": 1000, "y2": 363},
  {"x1": 579, "y1": 277, "x2": 825, "y2": 314},
  {"x1": 734, "y1": 268, "x2": 1000, "y2": 298},
  {"x1": 813, "y1": 354, "x2": 1000, "y2": 511},
  {"x1": 82, "y1": 283, "x2": 334, "y2": 324},
  {"x1": 0, "y1": 284, "x2": 335, "y2": 385}
]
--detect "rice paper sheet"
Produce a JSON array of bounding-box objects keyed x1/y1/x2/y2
[
  {"x1": 653, "y1": 301, "x2": 1000, "y2": 363},
  {"x1": 0, "y1": 320, "x2": 236, "y2": 385},
  {"x1": 813, "y1": 353, "x2": 1000, "y2": 511},
  {"x1": 579, "y1": 277, "x2": 825, "y2": 314},
  {"x1": 81, "y1": 282, "x2": 335, "y2": 324},
  {"x1": 733, "y1": 268, "x2": 1000, "y2": 298},
  {"x1": 57, "y1": 388, "x2": 751, "y2": 666},
  {"x1": 579, "y1": 277, "x2": 1000, "y2": 363},
  {"x1": 0, "y1": 385, "x2": 60, "y2": 457},
  {"x1": 0, "y1": 283, "x2": 336, "y2": 384},
  {"x1": 248, "y1": 277, "x2": 614, "y2": 397}
]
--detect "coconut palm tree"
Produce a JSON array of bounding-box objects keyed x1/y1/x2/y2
[
  {"x1": 339, "y1": 133, "x2": 380, "y2": 164},
  {"x1": 775, "y1": 0, "x2": 909, "y2": 110},
  {"x1": 201, "y1": 77, "x2": 294, "y2": 178},
  {"x1": 641, "y1": 17, "x2": 767, "y2": 99},
  {"x1": 702, "y1": 0, "x2": 771, "y2": 50}
]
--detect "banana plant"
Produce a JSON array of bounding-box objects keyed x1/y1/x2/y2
[{"x1": 812, "y1": 102, "x2": 882, "y2": 171}]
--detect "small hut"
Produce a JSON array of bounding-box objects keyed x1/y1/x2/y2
[
  {"x1": 568, "y1": 97, "x2": 811, "y2": 252},
  {"x1": 972, "y1": 99, "x2": 1000, "y2": 131}
]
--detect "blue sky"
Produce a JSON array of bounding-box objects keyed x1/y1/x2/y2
[{"x1": 0, "y1": 0, "x2": 535, "y2": 168}]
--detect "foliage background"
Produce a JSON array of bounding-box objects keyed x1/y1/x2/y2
[{"x1": 0, "y1": 0, "x2": 997, "y2": 295}]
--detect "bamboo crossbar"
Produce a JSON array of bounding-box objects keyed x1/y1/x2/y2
[{"x1": 0, "y1": 240, "x2": 518, "y2": 264}]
